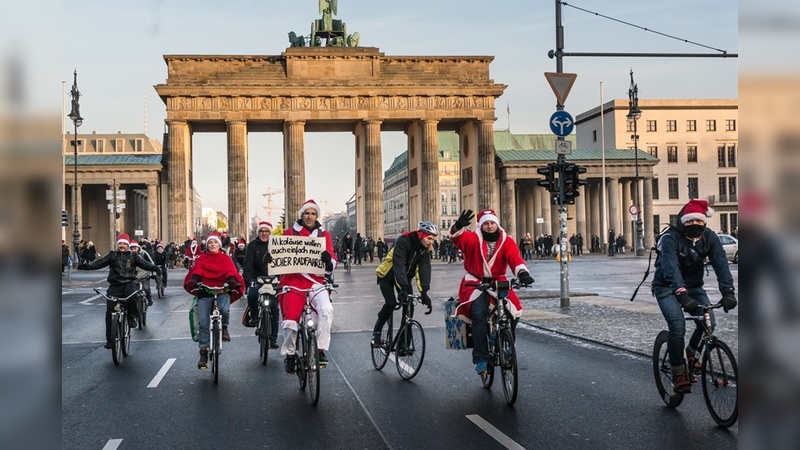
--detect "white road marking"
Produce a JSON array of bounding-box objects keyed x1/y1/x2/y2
[
  {"x1": 147, "y1": 358, "x2": 176, "y2": 388},
  {"x1": 466, "y1": 415, "x2": 526, "y2": 450},
  {"x1": 387, "y1": 353, "x2": 415, "y2": 374},
  {"x1": 102, "y1": 439, "x2": 123, "y2": 450},
  {"x1": 62, "y1": 314, "x2": 75, "y2": 318},
  {"x1": 79, "y1": 295, "x2": 100, "y2": 305}
]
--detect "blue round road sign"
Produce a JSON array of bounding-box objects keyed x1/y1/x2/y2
[{"x1": 549, "y1": 111, "x2": 574, "y2": 137}]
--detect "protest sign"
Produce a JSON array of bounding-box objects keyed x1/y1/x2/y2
[{"x1": 268, "y1": 235, "x2": 327, "y2": 275}]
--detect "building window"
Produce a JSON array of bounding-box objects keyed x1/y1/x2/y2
[
  {"x1": 115, "y1": 138, "x2": 124, "y2": 152},
  {"x1": 442, "y1": 220, "x2": 447, "y2": 229},
  {"x1": 706, "y1": 119, "x2": 716, "y2": 131},
  {"x1": 451, "y1": 204, "x2": 457, "y2": 215},
  {"x1": 729, "y1": 177, "x2": 737, "y2": 202},
  {"x1": 646, "y1": 120, "x2": 657, "y2": 132},
  {"x1": 461, "y1": 167, "x2": 473, "y2": 186},
  {"x1": 441, "y1": 192, "x2": 446, "y2": 203},
  {"x1": 592, "y1": 130, "x2": 597, "y2": 142},
  {"x1": 666, "y1": 120, "x2": 677, "y2": 132},
  {"x1": 451, "y1": 192, "x2": 457, "y2": 202},
  {"x1": 726, "y1": 119, "x2": 736, "y2": 131},
  {"x1": 687, "y1": 145, "x2": 698, "y2": 163},
  {"x1": 669, "y1": 214, "x2": 679, "y2": 225},
  {"x1": 667, "y1": 146, "x2": 678, "y2": 163},
  {"x1": 728, "y1": 144, "x2": 736, "y2": 167},
  {"x1": 653, "y1": 214, "x2": 661, "y2": 236},
  {"x1": 719, "y1": 177, "x2": 728, "y2": 202},
  {"x1": 626, "y1": 120, "x2": 635, "y2": 133},
  {"x1": 75, "y1": 139, "x2": 86, "y2": 151},
  {"x1": 719, "y1": 213, "x2": 729, "y2": 234},
  {"x1": 442, "y1": 204, "x2": 447, "y2": 214},
  {"x1": 668, "y1": 178, "x2": 679, "y2": 200},
  {"x1": 688, "y1": 177, "x2": 699, "y2": 199},
  {"x1": 730, "y1": 213, "x2": 738, "y2": 232},
  {"x1": 652, "y1": 178, "x2": 659, "y2": 200},
  {"x1": 134, "y1": 139, "x2": 143, "y2": 152},
  {"x1": 687, "y1": 120, "x2": 696, "y2": 132},
  {"x1": 96, "y1": 139, "x2": 105, "y2": 152},
  {"x1": 717, "y1": 145, "x2": 726, "y2": 167},
  {"x1": 647, "y1": 146, "x2": 658, "y2": 158}
]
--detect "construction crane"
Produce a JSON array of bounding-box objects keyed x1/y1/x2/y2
[{"x1": 262, "y1": 188, "x2": 284, "y2": 225}]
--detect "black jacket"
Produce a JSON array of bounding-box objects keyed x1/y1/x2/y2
[
  {"x1": 84, "y1": 250, "x2": 157, "y2": 286},
  {"x1": 377, "y1": 232, "x2": 431, "y2": 294},
  {"x1": 653, "y1": 226, "x2": 734, "y2": 293},
  {"x1": 242, "y1": 238, "x2": 271, "y2": 285}
]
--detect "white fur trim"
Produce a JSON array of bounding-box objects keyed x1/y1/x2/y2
[
  {"x1": 512, "y1": 263, "x2": 528, "y2": 277},
  {"x1": 298, "y1": 201, "x2": 321, "y2": 219},
  {"x1": 681, "y1": 212, "x2": 708, "y2": 224},
  {"x1": 116, "y1": 238, "x2": 129, "y2": 245},
  {"x1": 206, "y1": 235, "x2": 222, "y2": 245},
  {"x1": 478, "y1": 213, "x2": 500, "y2": 227}
]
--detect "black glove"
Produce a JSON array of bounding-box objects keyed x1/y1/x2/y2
[
  {"x1": 397, "y1": 288, "x2": 408, "y2": 302},
  {"x1": 421, "y1": 292, "x2": 432, "y2": 315},
  {"x1": 676, "y1": 293, "x2": 701, "y2": 313},
  {"x1": 454, "y1": 209, "x2": 475, "y2": 231},
  {"x1": 186, "y1": 279, "x2": 199, "y2": 293},
  {"x1": 263, "y1": 253, "x2": 273, "y2": 265},
  {"x1": 321, "y1": 251, "x2": 331, "y2": 264},
  {"x1": 721, "y1": 289, "x2": 737, "y2": 313},
  {"x1": 226, "y1": 277, "x2": 240, "y2": 291},
  {"x1": 518, "y1": 271, "x2": 534, "y2": 286},
  {"x1": 77, "y1": 263, "x2": 88, "y2": 270}
]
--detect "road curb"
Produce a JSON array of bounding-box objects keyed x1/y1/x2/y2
[{"x1": 519, "y1": 320, "x2": 650, "y2": 359}]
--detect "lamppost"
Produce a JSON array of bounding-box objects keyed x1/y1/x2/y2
[
  {"x1": 68, "y1": 70, "x2": 83, "y2": 259},
  {"x1": 627, "y1": 69, "x2": 645, "y2": 257}
]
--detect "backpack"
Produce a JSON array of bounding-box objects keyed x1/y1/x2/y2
[{"x1": 630, "y1": 224, "x2": 675, "y2": 301}]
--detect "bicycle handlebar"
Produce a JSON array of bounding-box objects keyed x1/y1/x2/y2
[
  {"x1": 464, "y1": 278, "x2": 523, "y2": 291},
  {"x1": 93, "y1": 288, "x2": 140, "y2": 302},
  {"x1": 195, "y1": 283, "x2": 232, "y2": 295}
]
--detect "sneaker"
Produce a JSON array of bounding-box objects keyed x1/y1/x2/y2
[
  {"x1": 127, "y1": 316, "x2": 138, "y2": 329},
  {"x1": 370, "y1": 333, "x2": 383, "y2": 348},
  {"x1": 198, "y1": 348, "x2": 208, "y2": 370},
  {"x1": 147, "y1": 298, "x2": 153, "y2": 306},
  {"x1": 284, "y1": 356, "x2": 296, "y2": 373},
  {"x1": 318, "y1": 350, "x2": 328, "y2": 366},
  {"x1": 222, "y1": 326, "x2": 231, "y2": 342},
  {"x1": 673, "y1": 372, "x2": 692, "y2": 393},
  {"x1": 475, "y1": 361, "x2": 488, "y2": 374},
  {"x1": 269, "y1": 339, "x2": 279, "y2": 349},
  {"x1": 686, "y1": 353, "x2": 702, "y2": 375},
  {"x1": 104, "y1": 341, "x2": 113, "y2": 349},
  {"x1": 246, "y1": 318, "x2": 258, "y2": 328}
]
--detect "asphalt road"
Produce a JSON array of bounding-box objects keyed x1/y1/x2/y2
[{"x1": 62, "y1": 258, "x2": 738, "y2": 449}]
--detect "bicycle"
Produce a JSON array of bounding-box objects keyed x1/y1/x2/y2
[
  {"x1": 195, "y1": 283, "x2": 232, "y2": 385},
  {"x1": 466, "y1": 278, "x2": 522, "y2": 405},
  {"x1": 153, "y1": 268, "x2": 165, "y2": 299},
  {"x1": 343, "y1": 251, "x2": 351, "y2": 274},
  {"x1": 255, "y1": 275, "x2": 280, "y2": 365},
  {"x1": 280, "y1": 278, "x2": 339, "y2": 405},
  {"x1": 653, "y1": 301, "x2": 738, "y2": 428},
  {"x1": 136, "y1": 281, "x2": 148, "y2": 329},
  {"x1": 371, "y1": 292, "x2": 427, "y2": 380},
  {"x1": 93, "y1": 288, "x2": 140, "y2": 365}
]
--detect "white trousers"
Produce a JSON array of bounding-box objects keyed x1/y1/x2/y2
[{"x1": 280, "y1": 285, "x2": 333, "y2": 355}]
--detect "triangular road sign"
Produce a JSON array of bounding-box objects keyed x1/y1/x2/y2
[{"x1": 545, "y1": 72, "x2": 577, "y2": 106}]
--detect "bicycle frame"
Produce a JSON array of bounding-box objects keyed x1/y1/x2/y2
[{"x1": 387, "y1": 293, "x2": 422, "y2": 352}]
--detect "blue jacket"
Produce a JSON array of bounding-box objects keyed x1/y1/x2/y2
[{"x1": 652, "y1": 227, "x2": 734, "y2": 294}]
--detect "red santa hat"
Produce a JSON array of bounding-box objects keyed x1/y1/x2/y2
[
  {"x1": 116, "y1": 233, "x2": 130, "y2": 246},
  {"x1": 156, "y1": 243, "x2": 164, "y2": 249},
  {"x1": 257, "y1": 221, "x2": 273, "y2": 232},
  {"x1": 206, "y1": 231, "x2": 222, "y2": 245},
  {"x1": 680, "y1": 199, "x2": 714, "y2": 224},
  {"x1": 129, "y1": 240, "x2": 140, "y2": 248},
  {"x1": 237, "y1": 238, "x2": 246, "y2": 247},
  {"x1": 298, "y1": 199, "x2": 321, "y2": 219},
  {"x1": 477, "y1": 209, "x2": 500, "y2": 227}
]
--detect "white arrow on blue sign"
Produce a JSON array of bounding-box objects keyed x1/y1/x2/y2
[{"x1": 549, "y1": 111, "x2": 574, "y2": 137}]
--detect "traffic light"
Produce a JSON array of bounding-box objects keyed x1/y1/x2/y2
[
  {"x1": 62, "y1": 210, "x2": 69, "y2": 227},
  {"x1": 537, "y1": 163, "x2": 558, "y2": 192},
  {"x1": 562, "y1": 163, "x2": 587, "y2": 204}
]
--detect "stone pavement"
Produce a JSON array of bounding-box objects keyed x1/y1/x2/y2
[{"x1": 516, "y1": 290, "x2": 738, "y2": 359}]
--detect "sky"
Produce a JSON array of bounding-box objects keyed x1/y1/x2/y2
[{"x1": 59, "y1": 0, "x2": 738, "y2": 223}]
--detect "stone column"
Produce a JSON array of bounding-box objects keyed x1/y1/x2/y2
[
  {"x1": 147, "y1": 183, "x2": 159, "y2": 240},
  {"x1": 643, "y1": 176, "x2": 654, "y2": 249},
  {"x1": 477, "y1": 120, "x2": 497, "y2": 211},
  {"x1": 540, "y1": 188, "x2": 552, "y2": 235},
  {"x1": 608, "y1": 177, "x2": 620, "y2": 243},
  {"x1": 167, "y1": 120, "x2": 190, "y2": 242},
  {"x1": 590, "y1": 181, "x2": 601, "y2": 250},
  {"x1": 526, "y1": 184, "x2": 536, "y2": 237},
  {"x1": 622, "y1": 180, "x2": 632, "y2": 252},
  {"x1": 364, "y1": 120, "x2": 384, "y2": 240},
  {"x1": 283, "y1": 120, "x2": 306, "y2": 223},
  {"x1": 420, "y1": 119, "x2": 440, "y2": 224},
  {"x1": 226, "y1": 120, "x2": 248, "y2": 237},
  {"x1": 502, "y1": 178, "x2": 517, "y2": 238},
  {"x1": 577, "y1": 184, "x2": 587, "y2": 247}
]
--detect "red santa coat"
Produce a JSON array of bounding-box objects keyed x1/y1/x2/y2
[
  {"x1": 182, "y1": 250, "x2": 244, "y2": 302},
  {"x1": 185, "y1": 241, "x2": 201, "y2": 259},
  {"x1": 450, "y1": 226, "x2": 527, "y2": 323},
  {"x1": 278, "y1": 222, "x2": 337, "y2": 322}
]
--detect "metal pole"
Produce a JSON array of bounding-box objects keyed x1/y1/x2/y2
[
  {"x1": 72, "y1": 117, "x2": 80, "y2": 262},
  {"x1": 600, "y1": 82, "x2": 607, "y2": 256},
  {"x1": 555, "y1": 0, "x2": 569, "y2": 307},
  {"x1": 634, "y1": 117, "x2": 645, "y2": 256}
]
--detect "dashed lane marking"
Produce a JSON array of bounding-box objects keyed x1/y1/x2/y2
[
  {"x1": 147, "y1": 358, "x2": 176, "y2": 388},
  {"x1": 102, "y1": 439, "x2": 123, "y2": 450},
  {"x1": 466, "y1": 415, "x2": 526, "y2": 450},
  {"x1": 79, "y1": 295, "x2": 100, "y2": 306}
]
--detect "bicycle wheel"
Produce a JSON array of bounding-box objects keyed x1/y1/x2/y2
[
  {"x1": 138, "y1": 294, "x2": 146, "y2": 329},
  {"x1": 481, "y1": 333, "x2": 496, "y2": 389},
  {"x1": 702, "y1": 340, "x2": 738, "y2": 428},
  {"x1": 346, "y1": 259, "x2": 351, "y2": 274},
  {"x1": 121, "y1": 316, "x2": 131, "y2": 357},
  {"x1": 111, "y1": 315, "x2": 121, "y2": 365},
  {"x1": 498, "y1": 328, "x2": 518, "y2": 405},
  {"x1": 307, "y1": 331, "x2": 321, "y2": 405},
  {"x1": 296, "y1": 326, "x2": 307, "y2": 389},
  {"x1": 652, "y1": 330, "x2": 684, "y2": 408},
  {"x1": 371, "y1": 317, "x2": 391, "y2": 370},
  {"x1": 395, "y1": 320, "x2": 425, "y2": 380},
  {"x1": 157, "y1": 277, "x2": 164, "y2": 299},
  {"x1": 212, "y1": 321, "x2": 221, "y2": 384},
  {"x1": 259, "y1": 309, "x2": 270, "y2": 365}
]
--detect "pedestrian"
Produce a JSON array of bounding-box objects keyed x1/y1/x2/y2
[
  {"x1": 354, "y1": 233, "x2": 363, "y2": 265},
  {"x1": 377, "y1": 237, "x2": 386, "y2": 261},
  {"x1": 62, "y1": 240, "x2": 70, "y2": 273},
  {"x1": 608, "y1": 229, "x2": 616, "y2": 256}
]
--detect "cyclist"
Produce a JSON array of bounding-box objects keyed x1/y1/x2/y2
[
  {"x1": 242, "y1": 221, "x2": 280, "y2": 350},
  {"x1": 279, "y1": 199, "x2": 336, "y2": 373},
  {"x1": 184, "y1": 231, "x2": 245, "y2": 370},
  {"x1": 233, "y1": 237, "x2": 247, "y2": 274},
  {"x1": 652, "y1": 199, "x2": 737, "y2": 393},
  {"x1": 370, "y1": 222, "x2": 436, "y2": 348},
  {"x1": 449, "y1": 209, "x2": 534, "y2": 375},
  {"x1": 152, "y1": 243, "x2": 169, "y2": 287},
  {"x1": 130, "y1": 240, "x2": 155, "y2": 306},
  {"x1": 77, "y1": 232, "x2": 158, "y2": 348},
  {"x1": 184, "y1": 237, "x2": 201, "y2": 269},
  {"x1": 341, "y1": 231, "x2": 353, "y2": 266}
]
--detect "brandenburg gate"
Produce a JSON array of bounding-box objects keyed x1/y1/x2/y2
[{"x1": 155, "y1": 46, "x2": 505, "y2": 242}]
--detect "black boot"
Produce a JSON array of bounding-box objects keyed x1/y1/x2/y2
[{"x1": 198, "y1": 348, "x2": 208, "y2": 370}]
